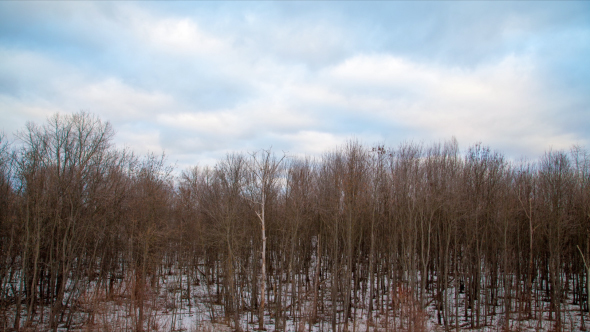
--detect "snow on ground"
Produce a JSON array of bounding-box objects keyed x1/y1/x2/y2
[{"x1": 6, "y1": 265, "x2": 588, "y2": 331}]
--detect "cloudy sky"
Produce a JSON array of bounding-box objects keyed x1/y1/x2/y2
[{"x1": 1, "y1": 1, "x2": 589, "y2": 168}]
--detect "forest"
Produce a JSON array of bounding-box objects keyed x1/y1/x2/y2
[{"x1": 1, "y1": 112, "x2": 589, "y2": 332}]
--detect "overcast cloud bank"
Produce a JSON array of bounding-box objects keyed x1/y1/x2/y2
[{"x1": 1, "y1": 1, "x2": 589, "y2": 168}]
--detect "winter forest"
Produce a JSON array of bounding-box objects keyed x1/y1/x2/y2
[{"x1": 1, "y1": 112, "x2": 590, "y2": 332}]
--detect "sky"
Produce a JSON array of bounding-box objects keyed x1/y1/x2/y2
[{"x1": 1, "y1": 1, "x2": 589, "y2": 168}]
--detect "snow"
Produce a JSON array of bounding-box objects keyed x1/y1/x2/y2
[{"x1": 5, "y1": 263, "x2": 588, "y2": 331}]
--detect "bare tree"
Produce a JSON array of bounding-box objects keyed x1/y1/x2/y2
[{"x1": 246, "y1": 148, "x2": 285, "y2": 331}]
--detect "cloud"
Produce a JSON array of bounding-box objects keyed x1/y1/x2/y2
[
  {"x1": 314, "y1": 53, "x2": 586, "y2": 155},
  {"x1": 116, "y1": 126, "x2": 163, "y2": 156},
  {"x1": 135, "y1": 17, "x2": 228, "y2": 58},
  {"x1": 73, "y1": 78, "x2": 174, "y2": 121},
  {"x1": 279, "y1": 131, "x2": 366, "y2": 157},
  {"x1": 0, "y1": 1, "x2": 588, "y2": 167}
]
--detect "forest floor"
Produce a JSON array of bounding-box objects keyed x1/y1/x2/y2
[{"x1": 4, "y1": 267, "x2": 588, "y2": 331}]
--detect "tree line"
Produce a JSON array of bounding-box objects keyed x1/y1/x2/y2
[{"x1": 1, "y1": 112, "x2": 589, "y2": 331}]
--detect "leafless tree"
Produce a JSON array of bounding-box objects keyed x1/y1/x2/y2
[{"x1": 245, "y1": 148, "x2": 285, "y2": 331}]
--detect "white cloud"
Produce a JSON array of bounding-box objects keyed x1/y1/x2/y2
[
  {"x1": 279, "y1": 131, "x2": 354, "y2": 156},
  {"x1": 116, "y1": 127, "x2": 163, "y2": 156},
  {"x1": 1, "y1": 2, "x2": 588, "y2": 167},
  {"x1": 306, "y1": 53, "x2": 575, "y2": 156},
  {"x1": 158, "y1": 112, "x2": 241, "y2": 137},
  {"x1": 137, "y1": 17, "x2": 228, "y2": 57},
  {"x1": 72, "y1": 78, "x2": 174, "y2": 120}
]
